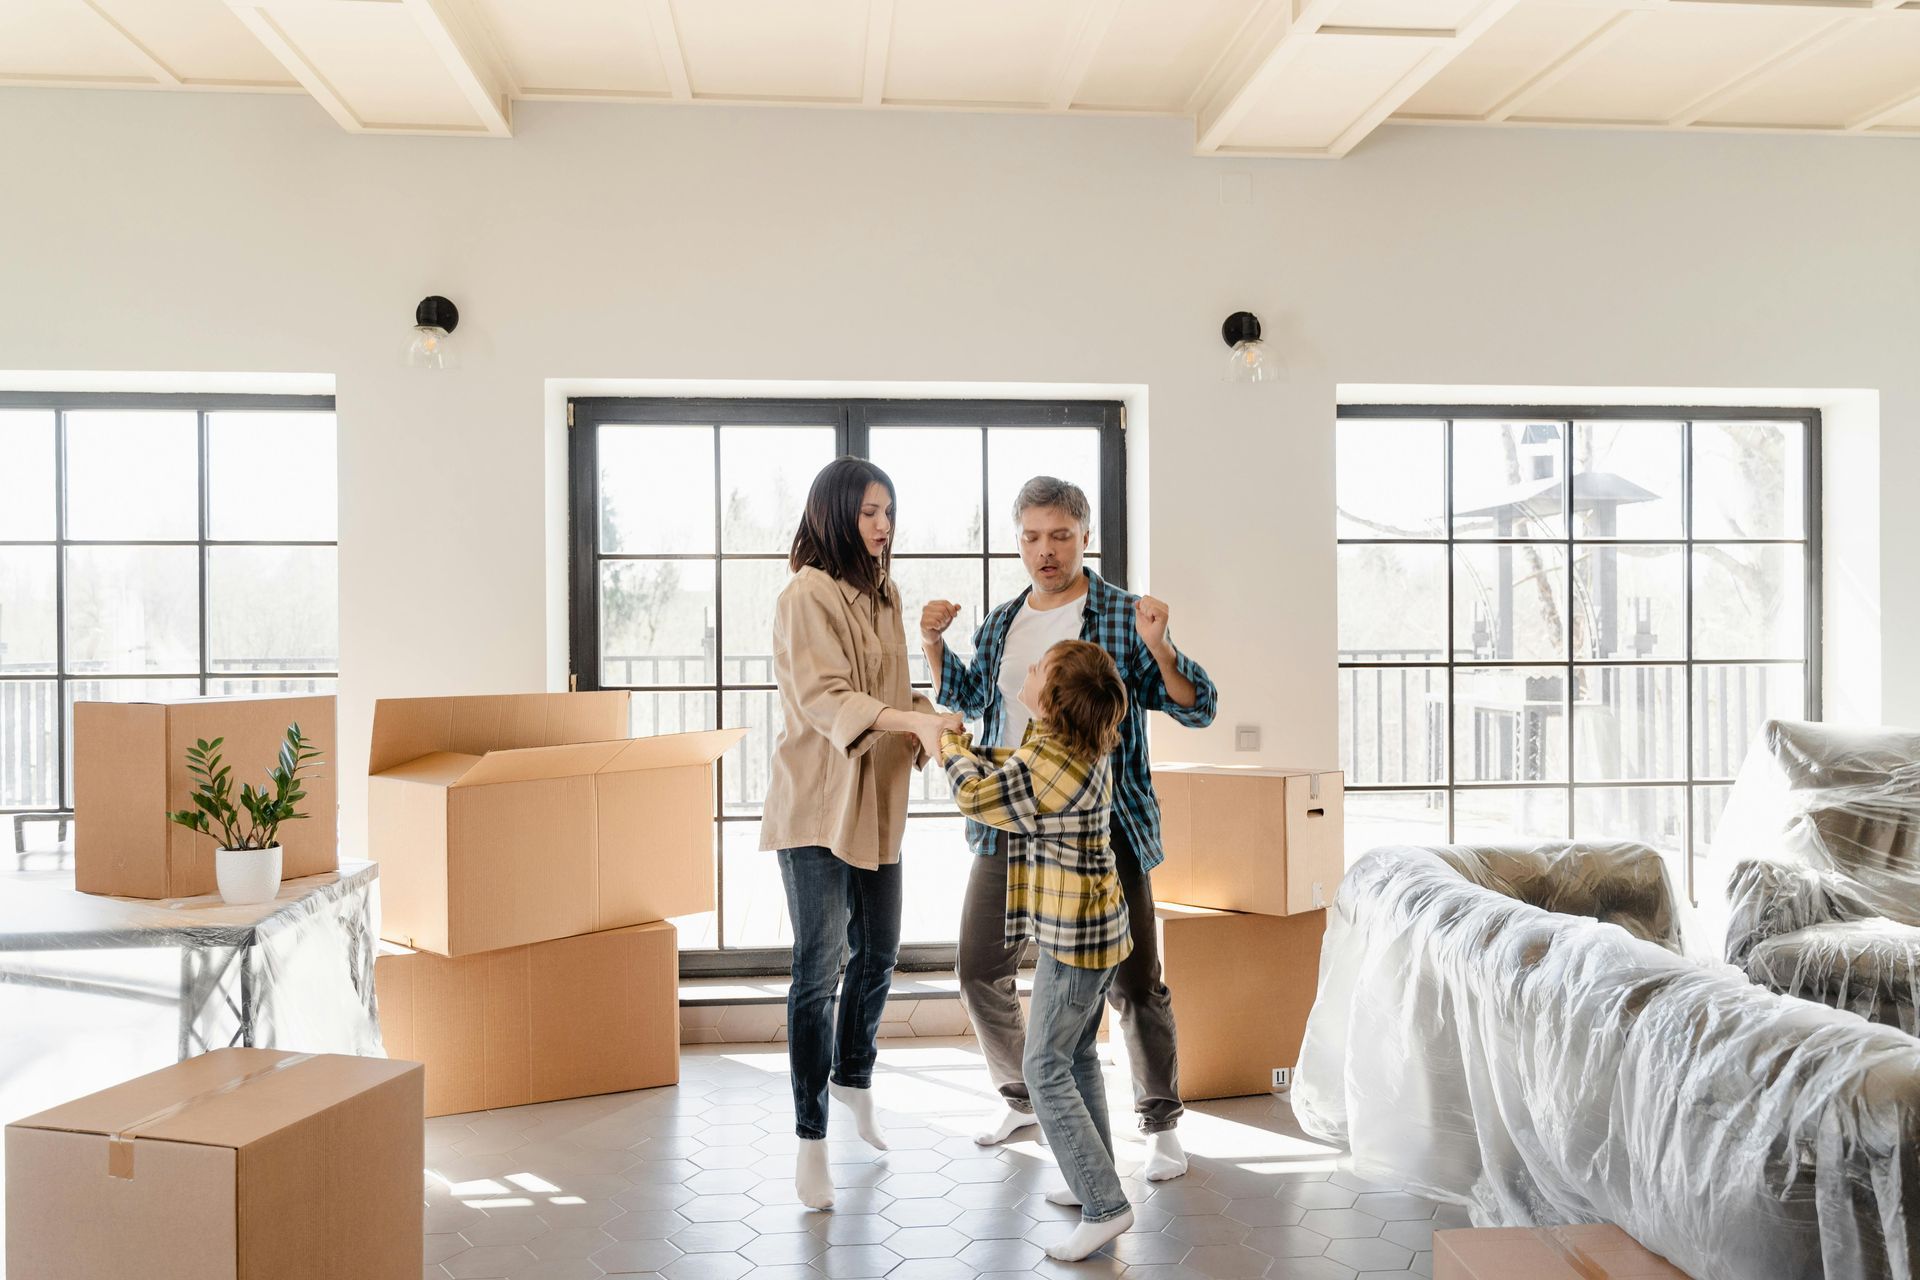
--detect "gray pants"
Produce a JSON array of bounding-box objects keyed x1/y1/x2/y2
[{"x1": 957, "y1": 827, "x2": 1183, "y2": 1134}]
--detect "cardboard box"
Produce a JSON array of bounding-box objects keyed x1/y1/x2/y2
[
  {"x1": 5, "y1": 1047, "x2": 422, "y2": 1280},
  {"x1": 75, "y1": 694, "x2": 338, "y2": 899},
  {"x1": 1434, "y1": 1226, "x2": 1692, "y2": 1279},
  {"x1": 1158, "y1": 902, "x2": 1326, "y2": 1100},
  {"x1": 1152, "y1": 764, "x2": 1344, "y2": 917},
  {"x1": 377, "y1": 921, "x2": 679, "y2": 1117},
  {"x1": 369, "y1": 692, "x2": 742, "y2": 956}
]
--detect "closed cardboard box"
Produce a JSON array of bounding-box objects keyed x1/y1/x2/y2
[
  {"x1": 1158, "y1": 902, "x2": 1326, "y2": 1101},
  {"x1": 1435, "y1": 1226, "x2": 1691, "y2": 1279},
  {"x1": 5, "y1": 1048, "x2": 422, "y2": 1280},
  {"x1": 369, "y1": 692, "x2": 742, "y2": 956},
  {"x1": 74, "y1": 695, "x2": 338, "y2": 899},
  {"x1": 1152, "y1": 764, "x2": 1344, "y2": 918},
  {"x1": 377, "y1": 921, "x2": 679, "y2": 1117}
]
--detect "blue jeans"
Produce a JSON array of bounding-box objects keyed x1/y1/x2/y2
[
  {"x1": 778, "y1": 847, "x2": 903, "y2": 1140},
  {"x1": 1025, "y1": 951, "x2": 1129, "y2": 1223}
]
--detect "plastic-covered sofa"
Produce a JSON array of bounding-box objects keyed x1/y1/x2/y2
[
  {"x1": 1294, "y1": 840, "x2": 1920, "y2": 1280},
  {"x1": 1712, "y1": 719, "x2": 1920, "y2": 1038}
]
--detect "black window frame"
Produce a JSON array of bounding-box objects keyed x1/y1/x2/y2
[
  {"x1": 1335, "y1": 403, "x2": 1822, "y2": 904},
  {"x1": 568, "y1": 396, "x2": 1127, "y2": 977},
  {"x1": 0, "y1": 391, "x2": 340, "y2": 819}
]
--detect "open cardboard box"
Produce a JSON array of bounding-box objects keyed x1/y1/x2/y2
[
  {"x1": 74, "y1": 694, "x2": 338, "y2": 899},
  {"x1": 369, "y1": 692, "x2": 743, "y2": 956},
  {"x1": 5, "y1": 1047, "x2": 422, "y2": 1280},
  {"x1": 1152, "y1": 764, "x2": 1344, "y2": 918},
  {"x1": 378, "y1": 921, "x2": 679, "y2": 1117}
]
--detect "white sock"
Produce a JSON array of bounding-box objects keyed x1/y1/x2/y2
[
  {"x1": 1143, "y1": 1129, "x2": 1187, "y2": 1182},
  {"x1": 796, "y1": 1138, "x2": 834, "y2": 1211},
  {"x1": 1046, "y1": 1189, "x2": 1082, "y2": 1208},
  {"x1": 828, "y1": 1081, "x2": 890, "y2": 1151},
  {"x1": 974, "y1": 1104, "x2": 1038, "y2": 1146},
  {"x1": 1047, "y1": 1209, "x2": 1133, "y2": 1261}
]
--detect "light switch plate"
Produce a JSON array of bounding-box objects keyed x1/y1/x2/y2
[{"x1": 1235, "y1": 725, "x2": 1260, "y2": 752}]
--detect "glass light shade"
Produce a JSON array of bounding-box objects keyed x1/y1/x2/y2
[
  {"x1": 1225, "y1": 338, "x2": 1279, "y2": 383},
  {"x1": 404, "y1": 324, "x2": 458, "y2": 369}
]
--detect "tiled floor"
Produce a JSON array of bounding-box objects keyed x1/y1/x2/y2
[{"x1": 421, "y1": 1039, "x2": 1461, "y2": 1279}]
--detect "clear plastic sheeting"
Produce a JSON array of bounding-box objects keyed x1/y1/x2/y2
[
  {"x1": 1708, "y1": 719, "x2": 1920, "y2": 1037},
  {"x1": 1294, "y1": 842, "x2": 1920, "y2": 1280},
  {"x1": 0, "y1": 861, "x2": 383, "y2": 1111}
]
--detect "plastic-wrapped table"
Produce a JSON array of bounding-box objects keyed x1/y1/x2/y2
[{"x1": 0, "y1": 860, "x2": 384, "y2": 1061}]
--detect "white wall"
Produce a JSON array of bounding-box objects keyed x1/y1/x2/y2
[{"x1": 2, "y1": 89, "x2": 1915, "y2": 851}]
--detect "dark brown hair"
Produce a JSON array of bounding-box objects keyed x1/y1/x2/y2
[
  {"x1": 1038, "y1": 639, "x2": 1128, "y2": 764},
  {"x1": 789, "y1": 457, "x2": 896, "y2": 600}
]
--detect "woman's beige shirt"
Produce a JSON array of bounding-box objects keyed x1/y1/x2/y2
[{"x1": 760, "y1": 566, "x2": 930, "y2": 869}]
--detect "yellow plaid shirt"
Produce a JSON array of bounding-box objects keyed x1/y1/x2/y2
[{"x1": 940, "y1": 726, "x2": 1133, "y2": 970}]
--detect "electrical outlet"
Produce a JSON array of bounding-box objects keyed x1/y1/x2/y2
[{"x1": 1272, "y1": 1067, "x2": 1292, "y2": 1091}]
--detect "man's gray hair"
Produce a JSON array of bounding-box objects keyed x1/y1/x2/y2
[{"x1": 1011, "y1": 476, "x2": 1093, "y2": 530}]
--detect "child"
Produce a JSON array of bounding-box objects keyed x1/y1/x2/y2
[{"x1": 940, "y1": 638, "x2": 1134, "y2": 1262}]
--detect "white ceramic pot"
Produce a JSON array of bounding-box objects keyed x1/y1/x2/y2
[{"x1": 215, "y1": 845, "x2": 283, "y2": 906}]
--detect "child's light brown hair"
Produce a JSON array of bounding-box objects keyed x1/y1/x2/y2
[{"x1": 1038, "y1": 639, "x2": 1127, "y2": 764}]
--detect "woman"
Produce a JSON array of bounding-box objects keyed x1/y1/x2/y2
[{"x1": 761, "y1": 456, "x2": 958, "y2": 1210}]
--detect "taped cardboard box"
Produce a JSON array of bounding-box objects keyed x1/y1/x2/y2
[
  {"x1": 5, "y1": 1048, "x2": 422, "y2": 1280},
  {"x1": 1158, "y1": 902, "x2": 1326, "y2": 1100},
  {"x1": 1152, "y1": 764, "x2": 1344, "y2": 918},
  {"x1": 368, "y1": 692, "x2": 743, "y2": 956},
  {"x1": 377, "y1": 921, "x2": 679, "y2": 1117},
  {"x1": 1434, "y1": 1226, "x2": 1692, "y2": 1279},
  {"x1": 74, "y1": 694, "x2": 338, "y2": 899}
]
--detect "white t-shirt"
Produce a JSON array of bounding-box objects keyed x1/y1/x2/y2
[{"x1": 991, "y1": 597, "x2": 1088, "y2": 748}]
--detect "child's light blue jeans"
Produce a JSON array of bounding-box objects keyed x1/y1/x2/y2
[{"x1": 1024, "y1": 950, "x2": 1130, "y2": 1223}]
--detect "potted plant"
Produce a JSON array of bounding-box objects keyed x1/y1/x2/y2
[{"x1": 166, "y1": 724, "x2": 323, "y2": 905}]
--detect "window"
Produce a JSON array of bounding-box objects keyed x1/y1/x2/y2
[
  {"x1": 569, "y1": 398, "x2": 1126, "y2": 973},
  {"x1": 0, "y1": 394, "x2": 339, "y2": 815},
  {"x1": 1335, "y1": 406, "x2": 1820, "y2": 900}
]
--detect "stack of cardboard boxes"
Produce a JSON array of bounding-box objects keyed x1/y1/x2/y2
[
  {"x1": 367, "y1": 692, "x2": 740, "y2": 1118},
  {"x1": 1149, "y1": 764, "x2": 1345, "y2": 1100}
]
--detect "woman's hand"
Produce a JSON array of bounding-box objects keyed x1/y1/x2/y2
[{"x1": 910, "y1": 711, "x2": 964, "y2": 764}]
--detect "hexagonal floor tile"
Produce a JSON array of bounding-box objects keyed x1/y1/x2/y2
[
  {"x1": 661, "y1": 1252, "x2": 753, "y2": 1280},
  {"x1": 949, "y1": 1208, "x2": 1034, "y2": 1240},
  {"x1": 1353, "y1": 1192, "x2": 1440, "y2": 1221},
  {"x1": 1325, "y1": 1234, "x2": 1413, "y2": 1272},
  {"x1": 601, "y1": 1209, "x2": 689, "y2": 1241},
  {"x1": 1147, "y1": 1185, "x2": 1231, "y2": 1217},
  {"x1": 955, "y1": 1237, "x2": 1047, "y2": 1271},
  {"x1": 524, "y1": 1227, "x2": 618, "y2": 1261},
  {"x1": 1241, "y1": 1225, "x2": 1333, "y2": 1259},
  {"x1": 1381, "y1": 1219, "x2": 1437, "y2": 1251},
  {"x1": 1280, "y1": 1182, "x2": 1360, "y2": 1211},
  {"x1": 1227, "y1": 1197, "x2": 1307, "y2": 1227},
  {"x1": 1167, "y1": 1204, "x2": 1258, "y2": 1245},
  {"x1": 1265, "y1": 1257, "x2": 1366, "y2": 1280},
  {"x1": 739, "y1": 1230, "x2": 827, "y2": 1265},
  {"x1": 1298, "y1": 1208, "x2": 1386, "y2": 1239},
  {"x1": 1180, "y1": 1242, "x2": 1274, "y2": 1278},
  {"x1": 668, "y1": 1221, "x2": 756, "y2": 1254},
  {"x1": 591, "y1": 1238, "x2": 683, "y2": 1272},
  {"x1": 813, "y1": 1243, "x2": 904, "y2": 1279},
  {"x1": 885, "y1": 1225, "x2": 971, "y2": 1259},
  {"x1": 816, "y1": 1213, "x2": 898, "y2": 1246},
  {"x1": 881, "y1": 1197, "x2": 965, "y2": 1227},
  {"x1": 440, "y1": 1243, "x2": 538, "y2": 1278}
]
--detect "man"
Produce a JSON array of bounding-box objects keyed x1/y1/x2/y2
[{"x1": 923, "y1": 475, "x2": 1218, "y2": 1183}]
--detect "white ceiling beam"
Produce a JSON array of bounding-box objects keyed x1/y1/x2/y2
[
  {"x1": 644, "y1": 0, "x2": 693, "y2": 101},
  {"x1": 224, "y1": 2, "x2": 367, "y2": 132},
  {"x1": 1486, "y1": 9, "x2": 1636, "y2": 121},
  {"x1": 77, "y1": 0, "x2": 182, "y2": 86},
  {"x1": 1049, "y1": 0, "x2": 1121, "y2": 111},
  {"x1": 406, "y1": 0, "x2": 511, "y2": 135},
  {"x1": 861, "y1": 0, "x2": 894, "y2": 107},
  {"x1": 1847, "y1": 78, "x2": 1920, "y2": 128},
  {"x1": 1324, "y1": 0, "x2": 1524, "y2": 157},
  {"x1": 1193, "y1": 0, "x2": 1341, "y2": 152},
  {"x1": 1666, "y1": 13, "x2": 1862, "y2": 125},
  {"x1": 225, "y1": 0, "x2": 510, "y2": 135}
]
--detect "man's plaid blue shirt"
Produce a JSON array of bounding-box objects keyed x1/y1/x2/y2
[{"x1": 934, "y1": 568, "x2": 1218, "y2": 871}]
